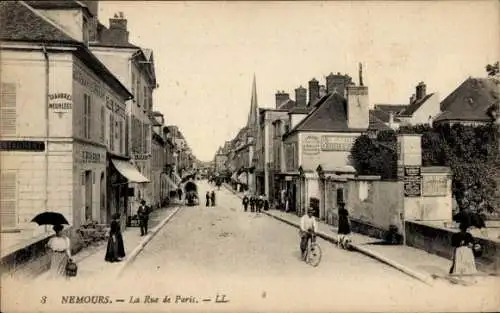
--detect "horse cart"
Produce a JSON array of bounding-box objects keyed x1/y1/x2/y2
[{"x1": 184, "y1": 181, "x2": 199, "y2": 206}]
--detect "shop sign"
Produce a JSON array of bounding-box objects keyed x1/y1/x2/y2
[
  {"x1": 48, "y1": 93, "x2": 73, "y2": 113},
  {"x1": 82, "y1": 150, "x2": 103, "y2": 163},
  {"x1": 403, "y1": 166, "x2": 421, "y2": 197},
  {"x1": 133, "y1": 153, "x2": 151, "y2": 160},
  {"x1": 0, "y1": 140, "x2": 45, "y2": 151},
  {"x1": 303, "y1": 136, "x2": 320, "y2": 155},
  {"x1": 321, "y1": 136, "x2": 355, "y2": 151},
  {"x1": 73, "y1": 65, "x2": 105, "y2": 99},
  {"x1": 422, "y1": 175, "x2": 448, "y2": 196}
]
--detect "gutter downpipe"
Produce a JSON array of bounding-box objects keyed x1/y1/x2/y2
[{"x1": 42, "y1": 45, "x2": 49, "y2": 233}]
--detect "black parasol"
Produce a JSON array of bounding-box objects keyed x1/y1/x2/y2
[
  {"x1": 31, "y1": 212, "x2": 69, "y2": 226},
  {"x1": 453, "y1": 210, "x2": 486, "y2": 229}
]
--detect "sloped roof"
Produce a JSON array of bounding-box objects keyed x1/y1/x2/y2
[
  {"x1": 374, "y1": 104, "x2": 408, "y2": 113},
  {"x1": 288, "y1": 106, "x2": 310, "y2": 114},
  {"x1": 288, "y1": 93, "x2": 367, "y2": 134},
  {"x1": 400, "y1": 93, "x2": 434, "y2": 116},
  {"x1": 370, "y1": 109, "x2": 401, "y2": 123},
  {"x1": 369, "y1": 111, "x2": 392, "y2": 131},
  {"x1": 435, "y1": 77, "x2": 499, "y2": 122},
  {"x1": 0, "y1": 1, "x2": 77, "y2": 43},
  {"x1": 277, "y1": 99, "x2": 296, "y2": 110}
]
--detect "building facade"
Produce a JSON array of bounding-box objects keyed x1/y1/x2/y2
[
  {"x1": 0, "y1": 1, "x2": 132, "y2": 253},
  {"x1": 90, "y1": 13, "x2": 157, "y2": 216}
]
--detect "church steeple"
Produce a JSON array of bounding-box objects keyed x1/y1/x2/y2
[{"x1": 247, "y1": 74, "x2": 258, "y2": 129}]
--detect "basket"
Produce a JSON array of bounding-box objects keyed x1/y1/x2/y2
[{"x1": 65, "y1": 259, "x2": 78, "y2": 277}]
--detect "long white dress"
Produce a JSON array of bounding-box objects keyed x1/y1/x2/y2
[{"x1": 47, "y1": 236, "x2": 70, "y2": 279}]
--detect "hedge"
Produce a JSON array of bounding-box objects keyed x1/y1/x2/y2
[{"x1": 350, "y1": 123, "x2": 500, "y2": 213}]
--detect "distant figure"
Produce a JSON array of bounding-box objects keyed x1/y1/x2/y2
[
  {"x1": 242, "y1": 195, "x2": 249, "y2": 212},
  {"x1": 105, "y1": 213, "x2": 125, "y2": 262},
  {"x1": 177, "y1": 188, "x2": 183, "y2": 201},
  {"x1": 205, "y1": 191, "x2": 210, "y2": 207},
  {"x1": 337, "y1": 202, "x2": 351, "y2": 249},
  {"x1": 137, "y1": 200, "x2": 150, "y2": 236},
  {"x1": 210, "y1": 190, "x2": 216, "y2": 206},
  {"x1": 264, "y1": 197, "x2": 270, "y2": 211},
  {"x1": 46, "y1": 224, "x2": 71, "y2": 279},
  {"x1": 249, "y1": 196, "x2": 256, "y2": 212},
  {"x1": 256, "y1": 195, "x2": 264, "y2": 213}
]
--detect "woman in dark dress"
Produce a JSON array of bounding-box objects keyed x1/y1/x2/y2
[
  {"x1": 205, "y1": 191, "x2": 210, "y2": 207},
  {"x1": 337, "y1": 203, "x2": 351, "y2": 249},
  {"x1": 105, "y1": 213, "x2": 126, "y2": 262}
]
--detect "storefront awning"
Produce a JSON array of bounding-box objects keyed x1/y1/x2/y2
[
  {"x1": 238, "y1": 172, "x2": 248, "y2": 184},
  {"x1": 173, "y1": 172, "x2": 182, "y2": 184},
  {"x1": 166, "y1": 176, "x2": 178, "y2": 189},
  {"x1": 111, "y1": 159, "x2": 150, "y2": 183}
]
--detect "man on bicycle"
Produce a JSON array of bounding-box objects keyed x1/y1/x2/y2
[{"x1": 300, "y1": 207, "x2": 318, "y2": 259}]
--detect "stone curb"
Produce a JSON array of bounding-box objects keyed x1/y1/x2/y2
[
  {"x1": 115, "y1": 206, "x2": 181, "y2": 278},
  {"x1": 223, "y1": 184, "x2": 433, "y2": 286}
]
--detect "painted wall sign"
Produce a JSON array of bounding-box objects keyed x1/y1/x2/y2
[
  {"x1": 0, "y1": 140, "x2": 45, "y2": 151},
  {"x1": 320, "y1": 136, "x2": 355, "y2": 151},
  {"x1": 48, "y1": 93, "x2": 73, "y2": 113},
  {"x1": 303, "y1": 136, "x2": 320, "y2": 155},
  {"x1": 133, "y1": 154, "x2": 151, "y2": 160},
  {"x1": 73, "y1": 64, "x2": 105, "y2": 99},
  {"x1": 284, "y1": 143, "x2": 296, "y2": 171},
  {"x1": 422, "y1": 175, "x2": 448, "y2": 196},
  {"x1": 403, "y1": 166, "x2": 421, "y2": 197},
  {"x1": 82, "y1": 150, "x2": 103, "y2": 163}
]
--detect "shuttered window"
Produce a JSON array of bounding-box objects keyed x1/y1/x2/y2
[
  {"x1": 119, "y1": 120, "x2": 124, "y2": 154},
  {"x1": 1, "y1": 172, "x2": 17, "y2": 229},
  {"x1": 100, "y1": 106, "x2": 105, "y2": 143},
  {"x1": 109, "y1": 113, "x2": 115, "y2": 150},
  {"x1": 83, "y1": 94, "x2": 91, "y2": 139},
  {"x1": 1, "y1": 83, "x2": 17, "y2": 136}
]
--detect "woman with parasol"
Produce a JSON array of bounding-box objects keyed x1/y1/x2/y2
[
  {"x1": 46, "y1": 224, "x2": 72, "y2": 279},
  {"x1": 31, "y1": 212, "x2": 72, "y2": 279},
  {"x1": 449, "y1": 210, "x2": 484, "y2": 280}
]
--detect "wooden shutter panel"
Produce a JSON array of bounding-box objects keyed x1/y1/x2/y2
[
  {"x1": 1, "y1": 172, "x2": 17, "y2": 228},
  {"x1": 0, "y1": 83, "x2": 17, "y2": 136}
]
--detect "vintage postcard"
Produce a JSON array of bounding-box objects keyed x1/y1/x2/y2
[{"x1": 1, "y1": 0, "x2": 499, "y2": 312}]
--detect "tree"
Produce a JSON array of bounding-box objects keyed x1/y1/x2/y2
[{"x1": 486, "y1": 61, "x2": 499, "y2": 77}]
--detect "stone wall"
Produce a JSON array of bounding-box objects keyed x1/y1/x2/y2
[{"x1": 405, "y1": 221, "x2": 500, "y2": 273}]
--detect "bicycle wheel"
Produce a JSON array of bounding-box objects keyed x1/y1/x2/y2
[{"x1": 307, "y1": 243, "x2": 322, "y2": 267}]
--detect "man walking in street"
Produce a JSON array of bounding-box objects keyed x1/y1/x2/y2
[
  {"x1": 137, "y1": 200, "x2": 151, "y2": 236},
  {"x1": 249, "y1": 195, "x2": 256, "y2": 212},
  {"x1": 242, "y1": 194, "x2": 249, "y2": 212},
  {"x1": 210, "y1": 190, "x2": 216, "y2": 206},
  {"x1": 205, "y1": 191, "x2": 210, "y2": 207}
]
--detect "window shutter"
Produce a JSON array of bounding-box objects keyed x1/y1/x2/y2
[
  {"x1": 1, "y1": 83, "x2": 17, "y2": 136},
  {"x1": 1, "y1": 172, "x2": 17, "y2": 228}
]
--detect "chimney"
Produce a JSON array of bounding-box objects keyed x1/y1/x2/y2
[
  {"x1": 295, "y1": 86, "x2": 307, "y2": 107},
  {"x1": 275, "y1": 91, "x2": 290, "y2": 108},
  {"x1": 308, "y1": 78, "x2": 319, "y2": 105},
  {"x1": 319, "y1": 85, "x2": 327, "y2": 98},
  {"x1": 389, "y1": 112, "x2": 394, "y2": 126},
  {"x1": 416, "y1": 82, "x2": 426, "y2": 101},
  {"x1": 346, "y1": 84, "x2": 370, "y2": 129},
  {"x1": 409, "y1": 94, "x2": 416, "y2": 104},
  {"x1": 108, "y1": 12, "x2": 129, "y2": 43},
  {"x1": 326, "y1": 72, "x2": 352, "y2": 98}
]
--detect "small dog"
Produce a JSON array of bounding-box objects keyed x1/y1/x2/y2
[{"x1": 337, "y1": 235, "x2": 352, "y2": 249}]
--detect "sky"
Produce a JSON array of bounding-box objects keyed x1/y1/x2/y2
[{"x1": 98, "y1": 1, "x2": 499, "y2": 162}]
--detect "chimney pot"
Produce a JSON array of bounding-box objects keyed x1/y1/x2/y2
[
  {"x1": 308, "y1": 78, "x2": 320, "y2": 106},
  {"x1": 416, "y1": 82, "x2": 427, "y2": 100}
]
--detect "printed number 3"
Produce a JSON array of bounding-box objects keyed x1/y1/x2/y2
[{"x1": 40, "y1": 296, "x2": 47, "y2": 304}]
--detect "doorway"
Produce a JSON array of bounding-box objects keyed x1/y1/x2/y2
[{"x1": 84, "y1": 170, "x2": 92, "y2": 222}]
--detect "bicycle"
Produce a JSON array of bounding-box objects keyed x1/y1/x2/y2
[{"x1": 301, "y1": 232, "x2": 322, "y2": 267}]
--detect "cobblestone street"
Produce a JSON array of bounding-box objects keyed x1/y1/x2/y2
[{"x1": 2, "y1": 182, "x2": 498, "y2": 312}]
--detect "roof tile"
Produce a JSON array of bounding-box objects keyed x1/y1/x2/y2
[{"x1": 0, "y1": 1, "x2": 76, "y2": 43}]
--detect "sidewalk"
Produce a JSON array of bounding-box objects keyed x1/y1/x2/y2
[
  {"x1": 37, "y1": 203, "x2": 182, "y2": 281},
  {"x1": 222, "y1": 184, "x2": 474, "y2": 286}
]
